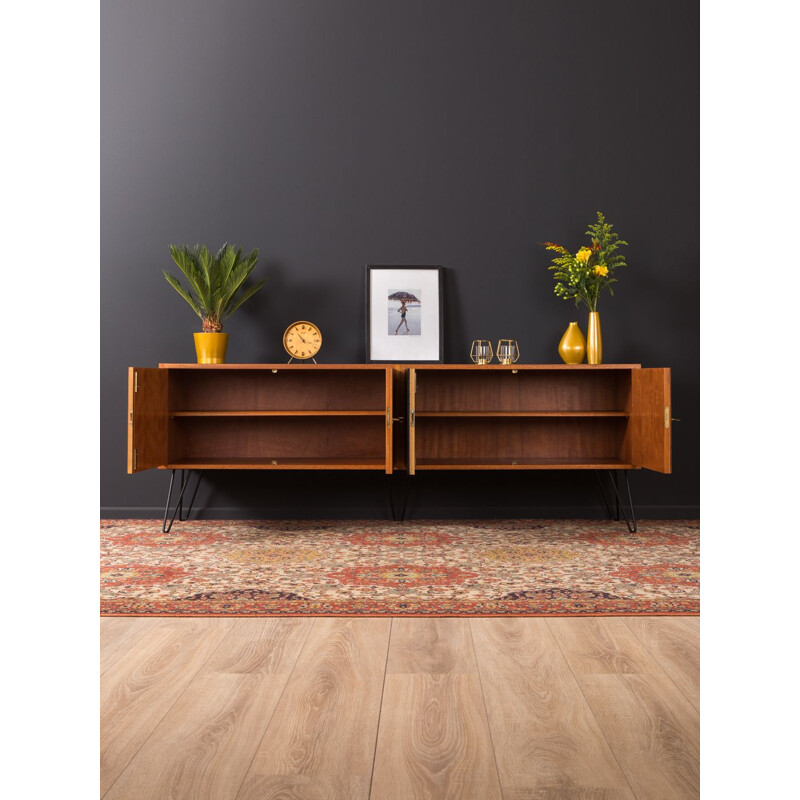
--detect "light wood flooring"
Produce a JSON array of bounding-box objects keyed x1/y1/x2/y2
[{"x1": 101, "y1": 616, "x2": 699, "y2": 800}]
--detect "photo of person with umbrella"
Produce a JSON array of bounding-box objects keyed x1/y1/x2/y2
[{"x1": 388, "y1": 290, "x2": 421, "y2": 335}]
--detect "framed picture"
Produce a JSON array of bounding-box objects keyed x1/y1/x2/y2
[{"x1": 365, "y1": 265, "x2": 444, "y2": 363}]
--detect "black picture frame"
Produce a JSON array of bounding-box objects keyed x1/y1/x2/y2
[{"x1": 365, "y1": 265, "x2": 444, "y2": 363}]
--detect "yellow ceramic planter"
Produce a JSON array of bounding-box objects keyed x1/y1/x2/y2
[
  {"x1": 194, "y1": 332, "x2": 229, "y2": 364},
  {"x1": 558, "y1": 321, "x2": 586, "y2": 364}
]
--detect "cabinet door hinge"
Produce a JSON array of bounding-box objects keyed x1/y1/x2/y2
[
  {"x1": 411, "y1": 409, "x2": 415, "y2": 427},
  {"x1": 386, "y1": 406, "x2": 391, "y2": 428},
  {"x1": 134, "y1": 371, "x2": 139, "y2": 392},
  {"x1": 665, "y1": 406, "x2": 670, "y2": 429},
  {"x1": 129, "y1": 410, "x2": 133, "y2": 427}
]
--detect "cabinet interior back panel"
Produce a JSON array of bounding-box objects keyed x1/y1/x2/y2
[
  {"x1": 415, "y1": 418, "x2": 628, "y2": 460},
  {"x1": 169, "y1": 370, "x2": 386, "y2": 412},
  {"x1": 415, "y1": 370, "x2": 632, "y2": 413},
  {"x1": 169, "y1": 417, "x2": 385, "y2": 460}
]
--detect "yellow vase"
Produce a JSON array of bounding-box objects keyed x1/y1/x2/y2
[
  {"x1": 586, "y1": 312, "x2": 602, "y2": 365},
  {"x1": 193, "y1": 332, "x2": 229, "y2": 364},
  {"x1": 558, "y1": 322, "x2": 586, "y2": 364}
]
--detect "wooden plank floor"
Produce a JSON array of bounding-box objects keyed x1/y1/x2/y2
[{"x1": 101, "y1": 617, "x2": 699, "y2": 800}]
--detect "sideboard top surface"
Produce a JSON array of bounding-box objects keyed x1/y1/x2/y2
[
  {"x1": 404, "y1": 364, "x2": 643, "y2": 370},
  {"x1": 157, "y1": 363, "x2": 643, "y2": 370},
  {"x1": 158, "y1": 363, "x2": 391, "y2": 370}
]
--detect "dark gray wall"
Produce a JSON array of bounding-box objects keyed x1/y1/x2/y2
[{"x1": 101, "y1": 0, "x2": 698, "y2": 518}]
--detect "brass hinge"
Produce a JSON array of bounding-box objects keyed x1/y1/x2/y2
[
  {"x1": 665, "y1": 406, "x2": 670, "y2": 429},
  {"x1": 411, "y1": 409, "x2": 415, "y2": 427},
  {"x1": 386, "y1": 406, "x2": 391, "y2": 428},
  {"x1": 133, "y1": 448, "x2": 138, "y2": 471},
  {"x1": 129, "y1": 410, "x2": 133, "y2": 427},
  {"x1": 134, "y1": 371, "x2": 139, "y2": 392}
]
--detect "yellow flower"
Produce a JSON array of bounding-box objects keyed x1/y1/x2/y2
[
  {"x1": 576, "y1": 247, "x2": 592, "y2": 264},
  {"x1": 595, "y1": 264, "x2": 609, "y2": 277}
]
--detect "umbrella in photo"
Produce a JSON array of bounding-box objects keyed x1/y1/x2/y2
[{"x1": 388, "y1": 291, "x2": 419, "y2": 302}]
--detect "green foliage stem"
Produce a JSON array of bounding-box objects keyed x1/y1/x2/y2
[{"x1": 542, "y1": 211, "x2": 628, "y2": 312}]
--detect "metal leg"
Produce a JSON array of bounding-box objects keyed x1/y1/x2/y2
[
  {"x1": 398, "y1": 476, "x2": 411, "y2": 522},
  {"x1": 163, "y1": 469, "x2": 203, "y2": 533},
  {"x1": 179, "y1": 469, "x2": 202, "y2": 521},
  {"x1": 595, "y1": 470, "x2": 616, "y2": 520},
  {"x1": 177, "y1": 470, "x2": 186, "y2": 520},
  {"x1": 386, "y1": 475, "x2": 412, "y2": 522},
  {"x1": 594, "y1": 469, "x2": 637, "y2": 532},
  {"x1": 386, "y1": 475, "x2": 397, "y2": 521}
]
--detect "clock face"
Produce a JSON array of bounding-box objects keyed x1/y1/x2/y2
[{"x1": 283, "y1": 321, "x2": 322, "y2": 360}]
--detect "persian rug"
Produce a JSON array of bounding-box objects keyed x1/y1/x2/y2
[{"x1": 100, "y1": 519, "x2": 699, "y2": 616}]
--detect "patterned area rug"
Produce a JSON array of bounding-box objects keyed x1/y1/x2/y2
[{"x1": 100, "y1": 519, "x2": 699, "y2": 616}]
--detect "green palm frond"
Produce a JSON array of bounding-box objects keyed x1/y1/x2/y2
[
  {"x1": 168, "y1": 245, "x2": 211, "y2": 308},
  {"x1": 162, "y1": 271, "x2": 203, "y2": 318},
  {"x1": 165, "y1": 243, "x2": 265, "y2": 330},
  {"x1": 226, "y1": 279, "x2": 266, "y2": 318},
  {"x1": 219, "y1": 251, "x2": 261, "y2": 313}
]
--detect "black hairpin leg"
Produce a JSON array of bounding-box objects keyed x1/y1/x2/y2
[
  {"x1": 163, "y1": 469, "x2": 203, "y2": 533},
  {"x1": 386, "y1": 475, "x2": 412, "y2": 522},
  {"x1": 385, "y1": 475, "x2": 395, "y2": 520},
  {"x1": 398, "y1": 475, "x2": 411, "y2": 521},
  {"x1": 595, "y1": 469, "x2": 637, "y2": 532}
]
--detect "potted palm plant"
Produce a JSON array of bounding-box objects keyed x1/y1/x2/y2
[{"x1": 163, "y1": 243, "x2": 265, "y2": 363}]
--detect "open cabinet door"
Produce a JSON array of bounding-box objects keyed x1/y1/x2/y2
[
  {"x1": 630, "y1": 368, "x2": 672, "y2": 473},
  {"x1": 127, "y1": 367, "x2": 169, "y2": 473},
  {"x1": 408, "y1": 368, "x2": 416, "y2": 475},
  {"x1": 384, "y1": 367, "x2": 394, "y2": 474}
]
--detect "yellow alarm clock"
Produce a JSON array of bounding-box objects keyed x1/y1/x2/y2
[{"x1": 283, "y1": 321, "x2": 322, "y2": 363}]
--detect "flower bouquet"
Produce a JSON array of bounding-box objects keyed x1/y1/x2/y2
[
  {"x1": 543, "y1": 211, "x2": 628, "y2": 312},
  {"x1": 543, "y1": 212, "x2": 628, "y2": 364}
]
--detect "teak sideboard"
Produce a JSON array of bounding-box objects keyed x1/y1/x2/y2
[{"x1": 127, "y1": 363, "x2": 671, "y2": 529}]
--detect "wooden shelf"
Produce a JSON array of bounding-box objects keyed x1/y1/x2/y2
[
  {"x1": 414, "y1": 457, "x2": 636, "y2": 470},
  {"x1": 161, "y1": 457, "x2": 388, "y2": 470},
  {"x1": 415, "y1": 411, "x2": 629, "y2": 418},
  {"x1": 170, "y1": 410, "x2": 384, "y2": 417}
]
